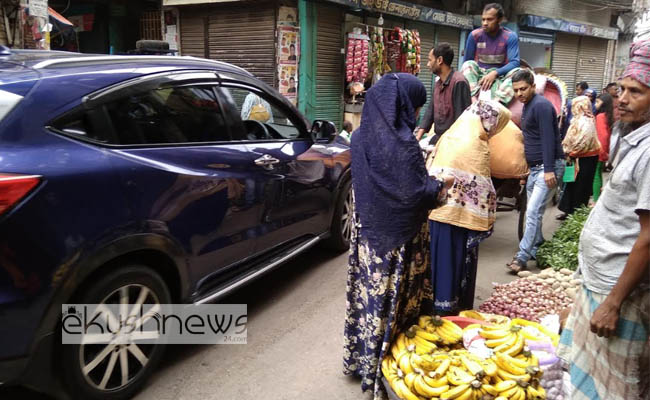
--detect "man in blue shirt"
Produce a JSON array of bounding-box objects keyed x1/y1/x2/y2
[
  {"x1": 507, "y1": 70, "x2": 565, "y2": 273},
  {"x1": 461, "y1": 3, "x2": 520, "y2": 105}
]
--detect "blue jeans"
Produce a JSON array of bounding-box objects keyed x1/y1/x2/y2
[{"x1": 516, "y1": 159, "x2": 565, "y2": 263}]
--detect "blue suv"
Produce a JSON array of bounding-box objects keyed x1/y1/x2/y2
[{"x1": 0, "y1": 50, "x2": 351, "y2": 399}]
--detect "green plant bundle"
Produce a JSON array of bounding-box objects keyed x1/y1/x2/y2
[{"x1": 536, "y1": 206, "x2": 592, "y2": 271}]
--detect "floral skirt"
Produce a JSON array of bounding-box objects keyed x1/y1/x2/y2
[{"x1": 343, "y1": 215, "x2": 432, "y2": 400}]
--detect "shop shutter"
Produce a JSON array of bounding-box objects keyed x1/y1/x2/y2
[
  {"x1": 552, "y1": 33, "x2": 579, "y2": 97},
  {"x1": 315, "y1": 3, "x2": 344, "y2": 129},
  {"x1": 0, "y1": 7, "x2": 6, "y2": 46},
  {"x1": 436, "y1": 25, "x2": 460, "y2": 65},
  {"x1": 207, "y1": 5, "x2": 276, "y2": 86},
  {"x1": 406, "y1": 21, "x2": 435, "y2": 121},
  {"x1": 576, "y1": 36, "x2": 608, "y2": 93},
  {"x1": 179, "y1": 10, "x2": 206, "y2": 58}
]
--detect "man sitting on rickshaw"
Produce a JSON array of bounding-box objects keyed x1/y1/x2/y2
[{"x1": 462, "y1": 3, "x2": 521, "y2": 105}]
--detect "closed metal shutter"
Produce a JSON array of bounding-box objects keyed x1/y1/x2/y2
[
  {"x1": 315, "y1": 3, "x2": 344, "y2": 129},
  {"x1": 576, "y1": 36, "x2": 608, "y2": 93},
  {"x1": 179, "y1": 10, "x2": 206, "y2": 58},
  {"x1": 0, "y1": 7, "x2": 6, "y2": 46},
  {"x1": 406, "y1": 21, "x2": 435, "y2": 119},
  {"x1": 436, "y1": 25, "x2": 460, "y2": 65},
  {"x1": 552, "y1": 33, "x2": 579, "y2": 97},
  {"x1": 207, "y1": 5, "x2": 276, "y2": 86}
]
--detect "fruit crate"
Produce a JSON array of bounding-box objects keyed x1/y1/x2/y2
[{"x1": 382, "y1": 376, "x2": 402, "y2": 400}]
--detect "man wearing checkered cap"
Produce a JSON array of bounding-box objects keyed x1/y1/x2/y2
[{"x1": 557, "y1": 40, "x2": 650, "y2": 400}]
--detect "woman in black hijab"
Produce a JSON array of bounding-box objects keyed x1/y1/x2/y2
[{"x1": 343, "y1": 73, "x2": 453, "y2": 399}]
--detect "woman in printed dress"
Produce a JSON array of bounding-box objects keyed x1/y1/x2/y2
[
  {"x1": 342, "y1": 73, "x2": 453, "y2": 399},
  {"x1": 427, "y1": 100, "x2": 511, "y2": 314}
]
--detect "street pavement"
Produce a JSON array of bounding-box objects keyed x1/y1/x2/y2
[{"x1": 1, "y1": 205, "x2": 562, "y2": 400}]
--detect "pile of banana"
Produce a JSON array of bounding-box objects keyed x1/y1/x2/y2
[
  {"x1": 479, "y1": 319, "x2": 559, "y2": 352},
  {"x1": 382, "y1": 315, "x2": 548, "y2": 400}
]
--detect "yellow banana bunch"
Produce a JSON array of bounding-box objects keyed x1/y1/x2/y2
[
  {"x1": 510, "y1": 318, "x2": 559, "y2": 347},
  {"x1": 525, "y1": 381, "x2": 547, "y2": 400},
  {"x1": 458, "y1": 310, "x2": 485, "y2": 320},
  {"x1": 381, "y1": 355, "x2": 399, "y2": 382},
  {"x1": 460, "y1": 354, "x2": 486, "y2": 379},
  {"x1": 515, "y1": 348, "x2": 540, "y2": 368},
  {"x1": 420, "y1": 315, "x2": 464, "y2": 345},
  {"x1": 468, "y1": 354, "x2": 497, "y2": 377},
  {"x1": 495, "y1": 366, "x2": 531, "y2": 384},
  {"x1": 407, "y1": 327, "x2": 439, "y2": 355},
  {"x1": 412, "y1": 371, "x2": 450, "y2": 397},
  {"x1": 389, "y1": 369, "x2": 422, "y2": 400},
  {"x1": 397, "y1": 345, "x2": 418, "y2": 374},
  {"x1": 439, "y1": 383, "x2": 471, "y2": 399},
  {"x1": 447, "y1": 366, "x2": 476, "y2": 386},
  {"x1": 391, "y1": 332, "x2": 411, "y2": 360}
]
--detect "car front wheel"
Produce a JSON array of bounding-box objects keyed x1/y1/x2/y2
[
  {"x1": 325, "y1": 179, "x2": 353, "y2": 251},
  {"x1": 61, "y1": 265, "x2": 170, "y2": 400}
]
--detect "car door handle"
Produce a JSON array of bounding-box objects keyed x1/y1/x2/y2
[{"x1": 254, "y1": 154, "x2": 280, "y2": 170}]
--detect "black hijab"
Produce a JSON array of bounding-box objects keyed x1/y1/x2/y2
[{"x1": 351, "y1": 73, "x2": 442, "y2": 255}]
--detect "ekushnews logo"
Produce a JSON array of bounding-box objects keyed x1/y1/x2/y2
[{"x1": 62, "y1": 304, "x2": 247, "y2": 345}]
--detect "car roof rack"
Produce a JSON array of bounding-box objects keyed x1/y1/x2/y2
[{"x1": 30, "y1": 54, "x2": 251, "y2": 75}]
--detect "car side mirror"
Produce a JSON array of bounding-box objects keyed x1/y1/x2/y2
[{"x1": 310, "y1": 120, "x2": 337, "y2": 143}]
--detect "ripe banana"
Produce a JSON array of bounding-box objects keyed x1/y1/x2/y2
[
  {"x1": 413, "y1": 374, "x2": 449, "y2": 397},
  {"x1": 526, "y1": 383, "x2": 546, "y2": 400},
  {"x1": 404, "y1": 372, "x2": 418, "y2": 391},
  {"x1": 494, "y1": 352, "x2": 527, "y2": 376},
  {"x1": 496, "y1": 368, "x2": 531, "y2": 384},
  {"x1": 447, "y1": 366, "x2": 475, "y2": 386},
  {"x1": 440, "y1": 383, "x2": 471, "y2": 399},
  {"x1": 493, "y1": 379, "x2": 517, "y2": 392},
  {"x1": 431, "y1": 358, "x2": 451, "y2": 378},
  {"x1": 504, "y1": 332, "x2": 525, "y2": 357},
  {"x1": 479, "y1": 328, "x2": 510, "y2": 340},
  {"x1": 413, "y1": 324, "x2": 442, "y2": 342},
  {"x1": 423, "y1": 372, "x2": 448, "y2": 387},
  {"x1": 393, "y1": 378, "x2": 421, "y2": 400},
  {"x1": 460, "y1": 354, "x2": 486, "y2": 379},
  {"x1": 493, "y1": 331, "x2": 520, "y2": 354}
]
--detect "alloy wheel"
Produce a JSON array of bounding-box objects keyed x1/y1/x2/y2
[{"x1": 79, "y1": 284, "x2": 161, "y2": 391}]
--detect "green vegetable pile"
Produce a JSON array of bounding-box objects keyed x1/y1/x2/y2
[{"x1": 536, "y1": 206, "x2": 592, "y2": 271}]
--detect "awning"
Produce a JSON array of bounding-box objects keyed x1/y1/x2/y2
[
  {"x1": 48, "y1": 7, "x2": 73, "y2": 26},
  {"x1": 24, "y1": 6, "x2": 75, "y2": 27},
  {"x1": 519, "y1": 14, "x2": 618, "y2": 40}
]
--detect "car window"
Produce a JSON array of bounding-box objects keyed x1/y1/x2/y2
[
  {"x1": 222, "y1": 86, "x2": 301, "y2": 140},
  {"x1": 55, "y1": 85, "x2": 230, "y2": 145}
]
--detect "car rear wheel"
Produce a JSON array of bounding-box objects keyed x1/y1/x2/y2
[
  {"x1": 61, "y1": 265, "x2": 170, "y2": 400},
  {"x1": 325, "y1": 179, "x2": 353, "y2": 251}
]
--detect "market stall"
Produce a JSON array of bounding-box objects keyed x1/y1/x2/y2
[{"x1": 344, "y1": 24, "x2": 422, "y2": 130}]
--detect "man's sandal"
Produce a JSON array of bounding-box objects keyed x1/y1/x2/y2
[{"x1": 506, "y1": 258, "x2": 526, "y2": 274}]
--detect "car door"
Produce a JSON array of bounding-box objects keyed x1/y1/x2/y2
[
  {"x1": 217, "y1": 80, "x2": 334, "y2": 253},
  {"x1": 59, "y1": 71, "x2": 266, "y2": 289}
]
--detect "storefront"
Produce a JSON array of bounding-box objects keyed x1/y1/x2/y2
[
  {"x1": 301, "y1": 0, "x2": 472, "y2": 130},
  {"x1": 518, "y1": 14, "x2": 619, "y2": 95}
]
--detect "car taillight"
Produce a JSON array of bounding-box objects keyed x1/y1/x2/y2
[{"x1": 0, "y1": 174, "x2": 41, "y2": 216}]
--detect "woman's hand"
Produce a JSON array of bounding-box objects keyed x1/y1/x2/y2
[{"x1": 436, "y1": 175, "x2": 455, "y2": 204}]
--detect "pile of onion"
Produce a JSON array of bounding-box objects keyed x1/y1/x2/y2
[{"x1": 478, "y1": 278, "x2": 572, "y2": 322}]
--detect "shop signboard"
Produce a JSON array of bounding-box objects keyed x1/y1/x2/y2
[
  {"x1": 28, "y1": 0, "x2": 48, "y2": 19},
  {"x1": 324, "y1": 0, "x2": 472, "y2": 30},
  {"x1": 519, "y1": 15, "x2": 618, "y2": 40}
]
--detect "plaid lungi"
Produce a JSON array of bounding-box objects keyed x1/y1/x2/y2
[
  {"x1": 557, "y1": 285, "x2": 650, "y2": 400},
  {"x1": 460, "y1": 61, "x2": 520, "y2": 105}
]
